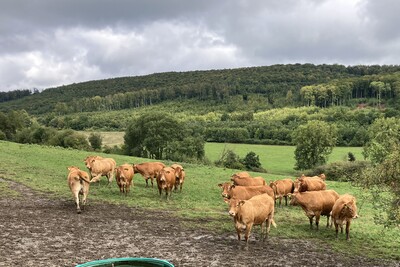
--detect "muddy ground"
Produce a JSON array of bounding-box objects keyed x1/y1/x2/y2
[{"x1": 0, "y1": 179, "x2": 398, "y2": 267}]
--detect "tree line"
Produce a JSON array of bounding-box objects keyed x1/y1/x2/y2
[{"x1": 2, "y1": 64, "x2": 400, "y2": 115}]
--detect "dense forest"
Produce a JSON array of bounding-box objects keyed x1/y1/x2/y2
[
  {"x1": 1, "y1": 63, "x2": 400, "y2": 147},
  {"x1": 1, "y1": 63, "x2": 400, "y2": 114}
]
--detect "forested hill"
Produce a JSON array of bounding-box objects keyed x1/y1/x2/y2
[{"x1": 1, "y1": 63, "x2": 400, "y2": 115}]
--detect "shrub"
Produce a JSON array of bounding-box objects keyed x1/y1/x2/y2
[{"x1": 305, "y1": 160, "x2": 370, "y2": 182}]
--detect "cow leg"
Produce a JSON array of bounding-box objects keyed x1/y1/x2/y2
[
  {"x1": 235, "y1": 226, "x2": 241, "y2": 241},
  {"x1": 150, "y1": 177, "x2": 154, "y2": 187},
  {"x1": 90, "y1": 174, "x2": 102, "y2": 183},
  {"x1": 346, "y1": 221, "x2": 351, "y2": 241},
  {"x1": 74, "y1": 192, "x2": 81, "y2": 214},
  {"x1": 308, "y1": 216, "x2": 314, "y2": 229},
  {"x1": 279, "y1": 197, "x2": 282, "y2": 208},
  {"x1": 145, "y1": 177, "x2": 149, "y2": 187},
  {"x1": 265, "y1": 218, "x2": 272, "y2": 241},
  {"x1": 326, "y1": 215, "x2": 330, "y2": 228},
  {"x1": 315, "y1": 213, "x2": 321, "y2": 230},
  {"x1": 81, "y1": 183, "x2": 89, "y2": 211},
  {"x1": 334, "y1": 222, "x2": 339, "y2": 239},
  {"x1": 284, "y1": 195, "x2": 288, "y2": 206},
  {"x1": 244, "y1": 223, "x2": 253, "y2": 244}
]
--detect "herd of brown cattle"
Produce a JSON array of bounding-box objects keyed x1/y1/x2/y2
[
  {"x1": 66, "y1": 156, "x2": 186, "y2": 213},
  {"x1": 67, "y1": 158, "x2": 358, "y2": 243},
  {"x1": 219, "y1": 172, "x2": 359, "y2": 244}
]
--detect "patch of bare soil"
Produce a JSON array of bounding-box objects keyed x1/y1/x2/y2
[{"x1": 0, "y1": 179, "x2": 398, "y2": 267}]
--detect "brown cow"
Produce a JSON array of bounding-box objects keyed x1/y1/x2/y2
[
  {"x1": 171, "y1": 163, "x2": 185, "y2": 192},
  {"x1": 133, "y1": 162, "x2": 166, "y2": 187},
  {"x1": 269, "y1": 178, "x2": 294, "y2": 207},
  {"x1": 301, "y1": 173, "x2": 327, "y2": 180},
  {"x1": 156, "y1": 167, "x2": 176, "y2": 200},
  {"x1": 231, "y1": 176, "x2": 266, "y2": 186},
  {"x1": 293, "y1": 177, "x2": 326, "y2": 193},
  {"x1": 67, "y1": 166, "x2": 90, "y2": 214},
  {"x1": 84, "y1": 155, "x2": 116, "y2": 184},
  {"x1": 290, "y1": 190, "x2": 340, "y2": 229},
  {"x1": 230, "y1": 171, "x2": 251, "y2": 179},
  {"x1": 115, "y1": 164, "x2": 134, "y2": 196},
  {"x1": 218, "y1": 183, "x2": 274, "y2": 200},
  {"x1": 331, "y1": 194, "x2": 359, "y2": 240},
  {"x1": 225, "y1": 194, "x2": 276, "y2": 244}
]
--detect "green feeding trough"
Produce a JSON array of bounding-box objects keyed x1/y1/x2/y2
[{"x1": 75, "y1": 257, "x2": 174, "y2": 267}]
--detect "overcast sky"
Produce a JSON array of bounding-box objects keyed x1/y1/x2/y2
[{"x1": 1, "y1": 0, "x2": 399, "y2": 92}]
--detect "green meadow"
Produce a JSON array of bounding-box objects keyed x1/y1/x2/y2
[{"x1": 0, "y1": 140, "x2": 398, "y2": 261}]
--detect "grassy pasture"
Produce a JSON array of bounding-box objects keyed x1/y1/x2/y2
[{"x1": 0, "y1": 140, "x2": 398, "y2": 261}]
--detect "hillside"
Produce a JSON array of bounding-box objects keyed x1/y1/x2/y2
[
  {"x1": 1, "y1": 63, "x2": 400, "y2": 115},
  {"x1": 1, "y1": 63, "x2": 400, "y2": 147}
]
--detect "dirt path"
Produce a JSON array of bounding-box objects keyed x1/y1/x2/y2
[{"x1": 0, "y1": 179, "x2": 397, "y2": 267}]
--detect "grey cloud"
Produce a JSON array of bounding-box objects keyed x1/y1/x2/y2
[{"x1": 0, "y1": 0, "x2": 399, "y2": 92}]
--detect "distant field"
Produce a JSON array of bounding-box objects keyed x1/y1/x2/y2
[
  {"x1": 81, "y1": 131, "x2": 364, "y2": 176},
  {"x1": 80, "y1": 131, "x2": 125, "y2": 147},
  {"x1": 205, "y1": 142, "x2": 364, "y2": 175}
]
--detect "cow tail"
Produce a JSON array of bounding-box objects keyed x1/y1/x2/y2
[{"x1": 271, "y1": 219, "x2": 277, "y2": 228}]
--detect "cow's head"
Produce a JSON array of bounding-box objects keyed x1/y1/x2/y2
[
  {"x1": 218, "y1": 182, "x2": 232, "y2": 198},
  {"x1": 343, "y1": 200, "x2": 358, "y2": 219},
  {"x1": 228, "y1": 198, "x2": 245, "y2": 217},
  {"x1": 289, "y1": 193, "x2": 299, "y2": 206}
]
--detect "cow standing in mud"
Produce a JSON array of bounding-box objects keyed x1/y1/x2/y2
[
  {"x1": 84, "y1": 156, "x2": 116, "y2": 184},
  {"x1": 67, "y1": 166, "x2": 91, "y2": 214},
  {"x1": 226, "y1": 194, "x2": 276, "y2": 244}
]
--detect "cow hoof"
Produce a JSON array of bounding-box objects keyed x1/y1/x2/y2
[{"x1": 77, "y1": 209, "x2": 81, "y2": 214}]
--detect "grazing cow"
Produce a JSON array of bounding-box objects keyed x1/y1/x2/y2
[
  {"x1": 290, "y1": 190, "x2": 340, "y2": 229},
  {"x1": 331, "y1": 194, "x2": 359, "y2": 240},
  {"x1": 293, "y1": 177, "x2": 326, "y2": 193},
  {"x1": 231, "y1": 176, "x2": 266, "y2": 186},
  {"x1": 225, "y1": 194, "x2": 276, "y2": 244},
  {"x1": 171, "y1": 163, "x2": 185, "y2": 192},
  {"x1": 67, "y1": 166, "x2": 90, "y2": 214},
  {"x1": 115, "y1": 164, "x2": 134, "y2": 196},
  {"x1": 156, "y1": 167, "x2": 176, "y2": 200},
  {"x1": 269, "y1": 178, "x2": 294, "y2": 207},
  {"x1": 133, "y1": 162, "x2": 166, "y2": 187},
  {"x1": 84, "y1": 155, "x2": 116, "y2": 184},
  {"x1": 218, "y1": 183, "x2": 274, "y2": 200}
]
